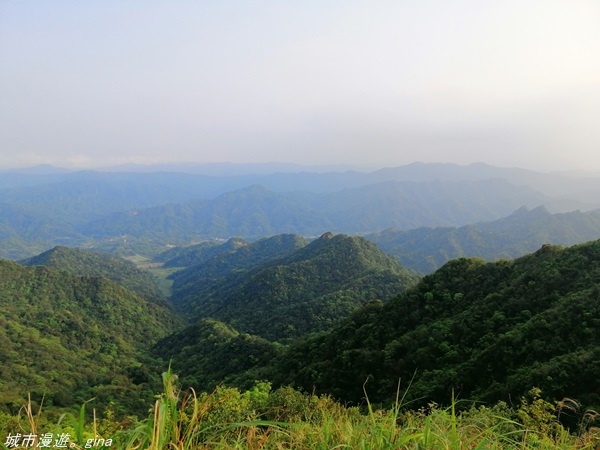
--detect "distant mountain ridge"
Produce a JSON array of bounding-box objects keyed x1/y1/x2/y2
[
  {"x1": 367, "y1": 206, "x2": 600, "y2": 273},
  {"x1": 2, "y1": 162, "x2": 600, "y2": 259},
  {"x1": 80, "y1": 179, "x2": 550, "y2": 241}
]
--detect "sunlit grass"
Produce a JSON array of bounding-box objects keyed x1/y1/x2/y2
[{"x1": 6, "y1": 374, "x2": 600, "y2": 449}]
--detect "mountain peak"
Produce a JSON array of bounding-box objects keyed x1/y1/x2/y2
[
  {"x1": 510, "y1": 204, "x2": 550, "y2": 218},
  {"x1": 530, "y1": 205, "x2": 551, "y2": 215}
]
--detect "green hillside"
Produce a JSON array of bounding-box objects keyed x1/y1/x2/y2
[
  {"x1": 154, "y1": 233, "x2": 419, "y2": 395},
  {"x1": 0, "y1": 260, "x2": 182, "y2": 413},
  {"x1": 20, "y1": 246, "x2": 166, "y2": 304},
  {"x1": 171, "y1": 233, "x2": 420, "y2": 341},
  {"x1": 5, "y1": 236, "x2": 600, "y2": 447},
  {"x1": 268, "y1": 239, "x2": 600, "y2": 410},
  {"x1": 153, "y1": 318, "x2": 281, "y2": 393},
  {"x1": 169, "y1": 233, "x2": 310, "y2": 315},
  {"x1": 153, "y1": 237, "x2": 249, "y2": 268}
]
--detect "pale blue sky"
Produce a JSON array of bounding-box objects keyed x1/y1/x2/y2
[{"x1": 1, "y1": 1, "x2": 600, "y2": 171}]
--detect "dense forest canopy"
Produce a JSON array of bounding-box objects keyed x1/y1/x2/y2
[
  {"x1": 266, "y1": 239, "x2": 600, "y2": 410},
  {"x1": 168, "y1": 233, "x2": 419, "y2": 341},
  {"x1": 0, "y1": 259, "x2": 182, "y2": 414}
]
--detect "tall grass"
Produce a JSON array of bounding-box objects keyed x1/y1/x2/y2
[
  {"x1": 120, "y1": 372, "x2": 600, "y2": 449},
  {"x1": 5, "y1": 375, "x2": 600, "y2": 449}
]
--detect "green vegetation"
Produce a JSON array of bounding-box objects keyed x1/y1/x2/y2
[
  {"x1": 169, "y1": 233, "x2": 419, "y2": 341},
  {"x1": 111, "y1": 235, "x2": 600, "y2": 442},
  {"x1": 20, "y1": 246, "x2": 166, "y2": 304},
  {"x1": 266, "y1": 239, "x2": 600, "y2": 411},
  {"x1": 4, "y1": 226, "x2": 600, "y2": 448},
  {"x1": 4, "y1": 371, "x2": 600, "y2": 449},
  {"x1": 152, "y1": 237, "x2": 248, "y2": 268},
  {"x1": 143, "y1": 265, "x2": 181, "y2": 299},
  {"x1": 0, "y1": 260, "x2": 183, "y2": 416},
  {"x1": 168, "y1": 234, "x2": 308, "y2": 304},
  {"x1": 153, "y1": 318, "x2": 281, "y2": 394}
]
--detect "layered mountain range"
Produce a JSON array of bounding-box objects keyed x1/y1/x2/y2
[
  {"x1": 2, "y1": 162, "x2": 600, "y2": 417},
  {"x1": 2, "y1": 162, "x2": 600, "y2": 259}
]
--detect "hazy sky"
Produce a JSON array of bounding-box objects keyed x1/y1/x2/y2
[{"x1": 1, "y1": 1, "x2": 600, "y2": 171}]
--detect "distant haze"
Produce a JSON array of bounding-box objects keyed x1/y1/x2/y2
[{"x1": 1, "y1": 1, "x2": 600, "y2": 171}]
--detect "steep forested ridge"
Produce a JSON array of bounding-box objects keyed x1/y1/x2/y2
[
  {"x1": 0, "y1": 260, "x2": 182, "y2": 413},
  {"x1": 170, "y1": 233, "x2": 420, "y2": 341},
  {"x1": 169, "y1": 234, "x2": 310, "y2": 315},
  {"x1": 4, "y1": 226, "x2": 600, "y2": 440},
  {"x1": 268, "y1": 239, "x2": 600, "y2": 409}
]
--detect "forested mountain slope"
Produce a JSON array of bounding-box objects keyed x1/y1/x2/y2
[
  {"x1": 268, "y1": 239, "x2": 600, "y2": 409},
  {"x1": 367, "y1": 206, "x2": 600, "y2": 273},
  {"x1": 169, "y1": 234, "x2": 310, "y2": 315},
  {"x1": 170, "y1": 233, "x2": 420, "y2": 341},
  {"x1": 20, "y1": 246, "x2": 165, "y2": 304},
  {"x1": 153, "y1": 233, "x2": 419, "y2": 392},
  {"x1": 153, "y1": 318, "x2": 280, "y2": 393},
  {"x1": 0, "y1": 261, "x2": 183, "y2": 413},
  {"x1": 152, "y1": 237, "x2": 248, "y2": 268}
]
